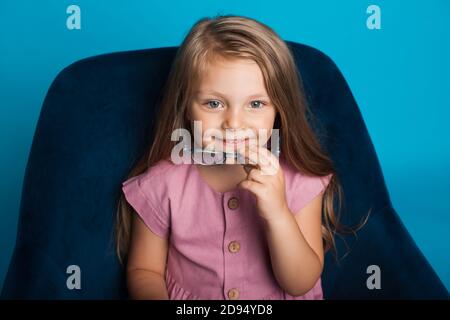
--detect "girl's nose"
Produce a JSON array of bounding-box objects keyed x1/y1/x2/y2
[{"x1": 223, "y1": 107, "x2": 244, "y2": 130}]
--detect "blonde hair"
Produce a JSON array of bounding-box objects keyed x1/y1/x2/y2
[{"x1": 115, "y1": 14, "x2": 367, "y2": 264}]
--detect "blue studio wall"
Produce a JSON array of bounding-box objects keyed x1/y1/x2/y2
[{"x1": 0, "y1": 0, "x2": 449, "y2": 292}]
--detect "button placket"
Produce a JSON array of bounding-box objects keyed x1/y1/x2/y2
[{"x1": 223, "y1": 192, "x2": 244, "y2": 299}]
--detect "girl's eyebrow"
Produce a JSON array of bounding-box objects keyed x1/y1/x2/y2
[{"x1": 196, "y1": 90, "x2": 269, "y2": 100}]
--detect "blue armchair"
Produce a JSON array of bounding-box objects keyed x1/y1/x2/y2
[{"x1": 2, "y1": 41, "x2": 448, "y2": 299}]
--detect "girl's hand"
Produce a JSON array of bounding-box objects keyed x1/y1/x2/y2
[{"x1": 236, "y1": 143, "x2": 291, "y2": 223}]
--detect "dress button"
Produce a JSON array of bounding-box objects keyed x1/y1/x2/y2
[
  {"x1": 227, "y1": 197, "x2": 239, "y2": 210},
  {"x1": 228, "y1": 288, "x2": 240, "y2": 300},
  {"x1": 228, "y1": 241, "x2": 240, "y2": 253}
]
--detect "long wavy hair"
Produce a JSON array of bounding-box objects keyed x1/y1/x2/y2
[{"x1": 115, "y1": 15, "x2": 367, "y2": 264}]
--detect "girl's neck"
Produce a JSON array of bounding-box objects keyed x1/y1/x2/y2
[
  {"x1": 196, "y1": 162, "x2": 246, "y2": 175},
  {"x1": 194, "y1": 163, "x2": 248, "y2": 194}
]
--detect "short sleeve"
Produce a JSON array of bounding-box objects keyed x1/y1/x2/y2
[
  {"x1": 122, "y1": 171, "x2": 170, "y2": 238},
  {"x1": 289, "y1": 173, "x2": 333, "y2": 215}
]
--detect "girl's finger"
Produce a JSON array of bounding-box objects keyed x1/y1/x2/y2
[
  {"x1": 238, "y1": 144, "x2": 278, "y2": 175},
  {"x1": 247, "y1": 167, "x2": 266, "y2": 183},
  {"x1": 237, "y1": 144, "x2": 266, "y2": 167},
  {"x1": 243, "y1": 164, "x2": 257, "y2": 174},
  {"x1": 238, "y1": 179, "x2": 265, "y2": 196},
  {"x1": 236, "y1": 145, "x2": 258, "y2": 166}
]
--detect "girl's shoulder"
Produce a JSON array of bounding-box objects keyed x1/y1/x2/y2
[
  {"x1": 280, "y1": 156, "x2": 333, "y2": 187},
  {"x1": 279, "y1": 157, "x2": 333, "y2": 213},
  {"x1": 121, "y1": 158, "x2": 183, "y2": 238},
  {"x1": 123, "y1": 157, "x2": 188, "y2": 189}
]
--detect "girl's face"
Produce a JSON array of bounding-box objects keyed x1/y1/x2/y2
[{"x1": 188, "y1": 57, "x2": 277, "y2": 151}]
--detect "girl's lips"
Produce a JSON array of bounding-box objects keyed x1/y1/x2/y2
[{"x1": 220, "y1": 138, "x2": 249, "y2": 144}]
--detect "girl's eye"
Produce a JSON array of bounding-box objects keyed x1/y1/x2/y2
[
  {"x1": 205, "y1": 100, "x2": 222, "y2": 109},
  {"x1": 204, "y1": 100, "x2": 266, "y2": 109},
  {"x1": 250, "y1": 100, "x2": 265, "y2": 109}
]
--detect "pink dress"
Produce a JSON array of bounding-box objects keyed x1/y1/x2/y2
[{"x1": 122, "y1": 156, "x2": 332, "y2": 300}]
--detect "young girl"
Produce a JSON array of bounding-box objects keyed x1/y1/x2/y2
[{"x1": 116, "y1": 15, "x2": 347, "y2": 300}]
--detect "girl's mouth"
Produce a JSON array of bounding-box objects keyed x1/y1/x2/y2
[
  {"x1": 224, "y1": 138, "x2": 248, "y2": 143},
  {"x1": 219, "y1": 138, "x2": 249, "y2": 147}
]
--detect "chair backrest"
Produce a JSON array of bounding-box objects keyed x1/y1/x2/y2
[{"x1": 2, "y1": 41, "x2": 448, "y2": 299}]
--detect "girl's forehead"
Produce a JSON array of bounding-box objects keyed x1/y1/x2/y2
[
  {"x1": 201, "y1": 55, "x2": 259, "y2": 71},
  {"x1": 195, "y1": 58, "x2": 267, "y2": 95}
]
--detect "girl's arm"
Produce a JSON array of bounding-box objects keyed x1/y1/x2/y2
[
  {"x1": 262, "y1": 192, "x2": 325, "y2": 297},
  {"x1": 127, "y1": 213, "x2": 169, "y2": 300}
]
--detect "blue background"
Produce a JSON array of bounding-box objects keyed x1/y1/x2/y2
[{"x1": 1, "y1": 0, "x2": 449, "y2": 291}]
